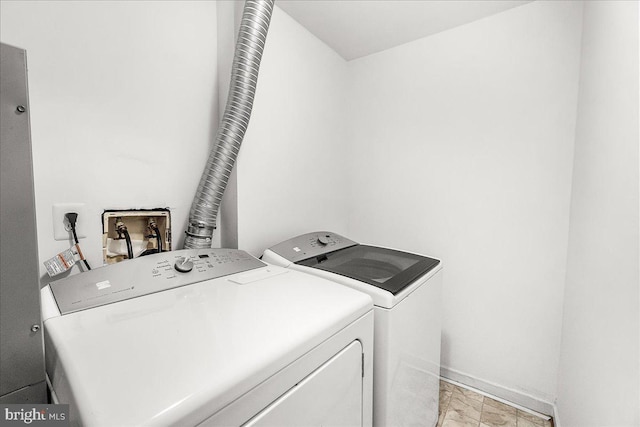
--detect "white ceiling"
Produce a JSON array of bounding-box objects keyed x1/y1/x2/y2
[{"x1": 277, "y1": 0, "x2": 534, "y2": 61}]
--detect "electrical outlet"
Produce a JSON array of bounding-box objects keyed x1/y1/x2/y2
[{"x1": 52, "y1": 203, "x2": 87, "y2": 241}]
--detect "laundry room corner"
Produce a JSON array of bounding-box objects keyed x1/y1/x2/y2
[
  {"x1": 1, "y1": 0, "x2": 638, "y2": 425},
  {"x1": 345, "y1": 0, "x2": 584, "y2": 413},
  {"x1": 230, "y1": 5, "x2": 352, "y2": 257}
]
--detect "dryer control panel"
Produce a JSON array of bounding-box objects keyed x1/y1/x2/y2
[
  {"x1": 267, "y1": 231, "x2": 358, "y2": 264},
  {"x1": 49, "y1": 249, "x2": 265, "y2": 315}
]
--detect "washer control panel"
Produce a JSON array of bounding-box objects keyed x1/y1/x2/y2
[
  {"x1": 49, "y1": 249, "x2": 265, "y2": 315},
  {"x1": 268, "y1": 231, "x2": 358, "y2": 263}
]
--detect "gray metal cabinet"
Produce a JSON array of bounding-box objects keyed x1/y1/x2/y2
[{"x1": 0, "y1": 43, "x2": 46, "y2": 403}]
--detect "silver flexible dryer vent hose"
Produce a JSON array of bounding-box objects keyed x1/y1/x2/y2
[{"x1": 185, "y1": 0, "x2": 275, "y2": 249}]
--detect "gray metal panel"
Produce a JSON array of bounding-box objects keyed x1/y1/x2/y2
[
  {"x1": 49, "y1": 248, "x2": 266, "y2": 315},
  {"x1": 0, "y1": 43, "x2": 45, "y2": 400},
  {"x1": 0, "y1": 382, "x2": 46, "y2": 404},
  {"x1": 268, "y1": 231, "x2": 358, "y2": 263}
]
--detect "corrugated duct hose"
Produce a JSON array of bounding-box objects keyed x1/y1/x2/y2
[{"x1": 184, "y1": 0, "x2": 275, "y2": 249}]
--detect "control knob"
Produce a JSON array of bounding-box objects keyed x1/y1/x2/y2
[
  {"x1": 317, "y1": 234, "x2": 331, "y2": 245},
  {"x1": 174, "y1": 257, "x2": 194, "y2": 273}
]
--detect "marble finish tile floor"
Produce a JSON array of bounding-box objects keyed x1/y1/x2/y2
[{"x1": 437, "y1": 380, "x2": 553, "y2": 427}]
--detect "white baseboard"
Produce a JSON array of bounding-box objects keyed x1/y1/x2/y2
[
  {"x1": 440, "y1": 366, "x2": 555, "y2": 418},
  {"x1": 550, "y1": 402, "x2": 561, "y2": 427}
]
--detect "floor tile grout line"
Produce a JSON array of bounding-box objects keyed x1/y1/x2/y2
[
  {"x1": 440, "y1": 377, "x2": 551, "y2": 421},
  {"x1": 440, "y1": 380, "x2": 552, "y2": 427},
  {"x1": 442, "y1": 383, "x2": 483, "y2": 427}
]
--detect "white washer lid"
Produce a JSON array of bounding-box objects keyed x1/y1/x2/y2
[{"x1": 43, "y1": 266, "x2": 372, "y2": 426}]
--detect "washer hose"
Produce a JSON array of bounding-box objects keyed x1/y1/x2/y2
[
  {"x1": 115, "y1": 218, "x2": 134, "y2": 260},
  {"x1": 185, "y1": 0, "x2": 275, "y2": 249}
]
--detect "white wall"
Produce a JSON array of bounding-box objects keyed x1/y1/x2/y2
[
  {"x1": 556, "y1": 2, "x2": 640, "y2": 426},
  {"x1": 0, "y1": 1, "x2": 219, "y2": 281},
  {"x1": 347, "y1": 1, "x2": 583, "y2": 411},
  {"x1": 232, "y1": 6, "x2": 351, "y2": 256}
]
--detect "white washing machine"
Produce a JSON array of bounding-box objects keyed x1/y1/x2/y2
[
  {"x1": 263, "y1": 232, "x2": 442, "y2": 427},
  {"x1": 41, "y1": 248, "x2": 374, "y2": 426}
]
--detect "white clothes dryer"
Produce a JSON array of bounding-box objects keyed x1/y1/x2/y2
[
  {"x1": 41, "y1": 248, "x2": 374, "y2": 426},
  {"x1": 263, "y1": 232, "x2": 442, "y2": 427}
]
